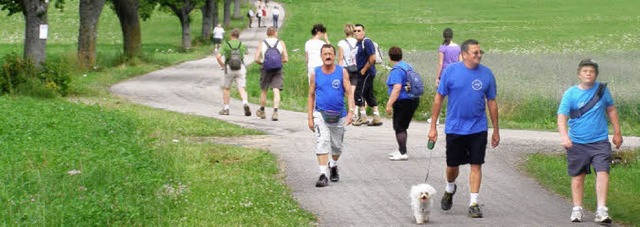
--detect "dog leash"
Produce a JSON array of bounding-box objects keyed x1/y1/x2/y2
[{"x1": 424, "y1": 141, "x2": 435, "y2": 182}]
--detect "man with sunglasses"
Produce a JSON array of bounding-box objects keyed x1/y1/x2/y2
[
  {"x1": 427, "y1": 39, "x2": 500, "y2": 218},
  {"x1": 352, "y1": 24, "x2": 383, "y2": 126}
]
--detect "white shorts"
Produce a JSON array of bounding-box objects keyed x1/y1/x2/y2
[
  {"x1": 221, "y1": 65, "x2": 247, "y2": 89},
  {"x1": 313, "y1": 111, "x2": 346, "y2": 155}
]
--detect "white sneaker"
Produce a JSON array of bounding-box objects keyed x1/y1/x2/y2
[
  {"x1": 427, "y1": 118, "x2": 440, "y2": 125},
  {"x1": 389, "y1": 152, "x2": 408, "y2": 161},
  {"x1": 595, "y1": 206, "x2": 611, "y2": 223},
  {"x1": 388, "y1": 150, "x2": 400, "y2": 157},
  {"x1": 570, "y1": 206, "x2": 583, "y2": 222}
]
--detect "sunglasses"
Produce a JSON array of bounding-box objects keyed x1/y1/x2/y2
[{"x1": 470, "y1": 50, "x2": 485, "y2": 56}]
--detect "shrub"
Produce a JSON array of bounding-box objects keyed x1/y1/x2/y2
[{"x1": 0, "y1": 52, "x2": 71, "y2": 97}]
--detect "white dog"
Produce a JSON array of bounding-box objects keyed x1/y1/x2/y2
[{"x1": 410, "y1": 183, "x2": 436, "y2": 224}]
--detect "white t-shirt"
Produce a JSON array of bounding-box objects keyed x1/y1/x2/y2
[
  {"x1": 272, "y1": 8, "x2": 280, "y2": 16},
  {"x1": 213, "y1": 27, "x2": 225, "y2": 39},
  {"x1": 305, "y1": 38, "x2": 326, "y2": 73},
  {"x1": 337, "y1": 37, "x2": 357, "y2": 66},
  {"x1": 259, "y1": 38, "x2": 284, "y2": 60}
]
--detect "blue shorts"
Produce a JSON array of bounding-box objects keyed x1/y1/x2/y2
[
  {"x1": 445, "y1": 131, "x2": 487, "y2": 167},
  {"x1": 566, "y1": 140, "x2": 611, "y2": 176}
]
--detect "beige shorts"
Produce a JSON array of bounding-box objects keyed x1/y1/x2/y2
[{"x1": 221, "y1": 65, "x2": 247, "y2": 89}]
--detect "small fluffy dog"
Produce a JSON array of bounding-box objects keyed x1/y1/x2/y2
[{"x1": 409, "y1": 183, "x2": 436, "y2": 224}]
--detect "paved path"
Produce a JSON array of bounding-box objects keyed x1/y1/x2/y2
[{"x1": 110, "y1": 2, "x2": 638, "y2": 226}]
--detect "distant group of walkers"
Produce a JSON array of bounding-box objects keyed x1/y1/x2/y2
[
  {"x1": 214, "y1": 4, "x2": 623, "y2": 224},
  {"x1": 247, "y1": 0, "x2": 279, "y2": 29}
]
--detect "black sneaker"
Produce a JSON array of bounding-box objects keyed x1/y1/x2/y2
[
  {"x1": 315, "y1": 174, "x2": 328, "y2": 187},
  {"x1": 329, "y1": 166, "x2": 339, "y2": 182},
  {"x1": 441, "y1": 184, "x2": 456, "y2": 210},
  {"x1": 468, "y1": 203, "x2": 483, "y2": 218}
]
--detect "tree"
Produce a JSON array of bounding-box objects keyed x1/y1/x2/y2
[
  {"x1": 0, "y1": 0, "x2": 61, "y2": 66},
  {"x1": 78, "y1": 0, "x2": 106, "y2": 68},
  {"x1": 152, "y1": 0, "x2": 204, "y2": 50},
  {"x1": 232, "y1": 0, "x2": 240, "y2": 19},
  {"x1": 200, "y1": 0, "x2": 214, "y2": 43},
  {"x1": 112, "y1": 0, "x2": 142, "y2": 59},
  {"x1": 222, "y1": 0, "x2": 230, "y2": 27}
]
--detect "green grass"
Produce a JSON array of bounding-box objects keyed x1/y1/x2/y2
[{"x1": 524, "y1": 151, "x2": 640, "y2": 226}]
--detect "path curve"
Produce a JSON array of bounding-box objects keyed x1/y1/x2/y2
[{"x1": 110, "y1": 2, "x2": 638, "y2": 226}]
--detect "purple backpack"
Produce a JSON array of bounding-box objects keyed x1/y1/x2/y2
[{"x1": 263, "y1": 40, "x2": 282, "y2": 72}]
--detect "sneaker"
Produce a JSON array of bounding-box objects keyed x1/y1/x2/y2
[
  {"x1": 352, "y1": 115, "x2": 368, "y2": 126},
  {"x1": 315, "y1": 174, "x2": 328, "y2": 187},
  {"x1": 389, "y1": 152, "x2": 408, "y2": 161},
  {"x1": 594, "y1": 207, "x2": 611, "y2": 223},
  {"x1": 441, "y1": 184, "x2": 457, "y2": 210},
  {"x1": 243, "y1": 104, "x2": 251, "y2": 116},
  {"x1": 329, "y1": 166, "x2": 339, "y2": 182},
  {"x1": 271, "y1": 112, "x2": 278, "y2": 121},
  {"x1": 218, "y1": 109, "x2": 229, "y2": 115},
  {"x1": 468, "y1": 203, "x2": 483, "y2": 218},
  {"x1": 388, "y1": 150, "x2": 400, "y2": 157},
  {"x1": 570, "y1": 206, "x2": 583, "y2": 222},
  {"x1": 256, "y1": 109, "x2": 266, "y2": 119},
  {"x1": 368, "y1": 115, "x2": 383, "y2": 126}
]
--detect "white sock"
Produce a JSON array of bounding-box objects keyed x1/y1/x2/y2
[
  {"x1": 445, "y1": 182, "x2": 456, "y2": 193},
  {"x1": 329, "y1": 159, "x2": 337, "y2": 168},
  {"x1": 360, "y1": 110, "x2": 367, "y2": 117},
  {"x1": 573, "y1": 206, "x2": 583, "y2": 211},
  {"x1": 319, "y1": 165, "x2": 328, "y2": 175},
  {"x1": 470, "y1": 193, "x2": 479, "y2": 206},
  {"x1": 223, "y1": 105, "x2": 230, "y2": 110},
  {"x1": 242, "y1": 100, "x2": 248, "y2": 105},
  {"x1": 373, "y1": 111, "x2": 380, "y2": 116}
]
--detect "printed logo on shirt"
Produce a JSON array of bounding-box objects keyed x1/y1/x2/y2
[
  {"x1": 332, "y1": 79, "x2": 341, "y2": 89},
  {"x1": 472, "y1": 79, "x2": 483, "y2": 90}
]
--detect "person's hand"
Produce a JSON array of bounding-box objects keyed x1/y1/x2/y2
[
  {"x1": 308, "y1": 118, "x2": 315, "y2": 132},
  {"x1": 427, "y1": 128, "x2": 438, "y2": 144},
  {"x1": 385, "y1": 104, "x2": 393, "y2": 116},
  {"x1": 560, "y1": 135, "x2": 573, "y2": 149},
  {"x1": 345, "y1": 114, "x2": 353, "y2": 126},
  {"x1": 491, "y1": 131, "x2": 500, "y2": 148},
  {"x1": 612, "y1": 134, "x2": 623, "y2": 149}
]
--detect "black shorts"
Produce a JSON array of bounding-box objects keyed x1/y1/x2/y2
[
  {"x1": 348, "y1": 71, "x2": 358, "y2": 87},
  {"x1": 445, "y1": 131, "x2": 487, "y2": 167},
  {"x1": 566, "y1": 140, "x2": 611, "y2": 176},
  {"x1": 392, "y1": 98, "x2": 419, "y2": 132}
]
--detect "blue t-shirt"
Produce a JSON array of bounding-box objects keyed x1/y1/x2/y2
[
  {"x1": 355, "y1": 37, "x2": 376, "y2": 76},
  {"x1": 386, "y1": 61, "x2": 412, "y2": 100},
  {"x1": 314, "y1": 65, "x2": 347, "y2": 117},
  {"x1": 438, "y1": 62, "x2": 497, "y2": 135},
  {"x1": 557, "y1": 82, "x2": 613, "y2": 144}
]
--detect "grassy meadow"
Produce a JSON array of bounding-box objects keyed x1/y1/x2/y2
[{"x1": 1, "y1": 0, "x2": 639, "y2": 225}]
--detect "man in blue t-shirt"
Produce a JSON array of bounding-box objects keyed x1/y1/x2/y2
[
  {"x1": 307, "y1": 44, "x2": 355, "y2": 187},
  {"x1": 427, "y1": 39, "x2": 500, "y2": 219},
  {"x1": 352, "y1": 23, "x2": 383, "y2": 126},
  {"x1": 557, "y1": 59, "x2": 622, "y2": 224}
]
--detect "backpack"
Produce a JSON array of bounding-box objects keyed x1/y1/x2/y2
[
  {"x1": 342, "y1": 39, "x2": 358, "y2": 73},
  {"x1": 226, "y1": 41, "x2": 243, "y2": 70},
  {"x1": 262, "y1": 40, "x2": 283, "y2": 72},
  {"x1": 362, "y1": 37, "x2": 384, "y2": 64},
  {"x1": 397, "y1": 66, "x2": 424, "y2": 99}
]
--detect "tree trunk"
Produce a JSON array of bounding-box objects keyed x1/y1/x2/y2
[
  {"x1": 113, "y1": 0, "x2": 141, "y2": 59},
  {"x1": 232, "y1": 0, "x2": 241, "y2": 19},
  {"x1": 213, "y1": 0, "x2": 220, "y2": 27},
  {"x1": 168, "y1": 3, "x2": 195, "y2": 50},
  {"x1": 78, "y1": 0, "x2": 106, "y2": 69},
  {"x1": 200, "y1": 0, "x2": 214, "y2": 42},
  {"x1": 21, "y1": 0, "x2": 49, "y2": 67},
  {"x1": 223, "y1": 0, "x2": 231, "y2": 27}
]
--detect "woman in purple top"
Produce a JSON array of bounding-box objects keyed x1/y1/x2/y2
[{"x1": 436, "y1": 28, "x2": 462, "y2": 86}]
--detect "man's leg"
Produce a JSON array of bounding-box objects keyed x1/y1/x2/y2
[
  {"x1": 222, "y1": 88, "x2": 231, "y2": 105},
  {"x1": 571, "y1": 173, "x2": 586, "y2": 206},
  {"x1": 595, "y1": 171, "x2": 609, "y2": 207}
]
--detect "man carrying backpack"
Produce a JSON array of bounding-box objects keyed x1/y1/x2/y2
[
  {"x1": 254, "y1": 26, "x2": 289, "y2": 121},
  {"x1": 353, "y1": 23, "x2": 383, "y2": 126},
  {"x1": 385, "y1": 46, "x2": 421, "y2": 161},
  {"x1": 215, "y1": 29, "x2": 251, "y2": 116}
]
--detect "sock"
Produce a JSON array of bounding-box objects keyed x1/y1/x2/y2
[
  {"x1": 319, "y1": 165, "x2": 328, "y2": 175},
  {"x1": 360, "y1": 110, "x2": 367, "y2": 117},
  {"x1": 445, "y1": 182, "x2": 456, "y2": 193},
  {"x1": 373, "y1": 111, "x2": 380, "y2": 116},
  {"x1": 260, "y1": 106, "x2": 265, "y2": 111},
  {"x1": 242, "y1": 100, "x2": 248, "y2": 105},
  {"x1": 470, "y1": 193, "x2": 479, "y2": 206},
  {"x1": 223, "y1": 105, "x2": 230, "y2": 110},
  {"x1": 329, "y1": 159, "x2": 337, "y2": 168},
  {"x1": 274, "y1": 108, "x2": 278, "y2": 112},
  {"x1": 573, "y1": 206, "x2": 583, "y2": 211}
]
